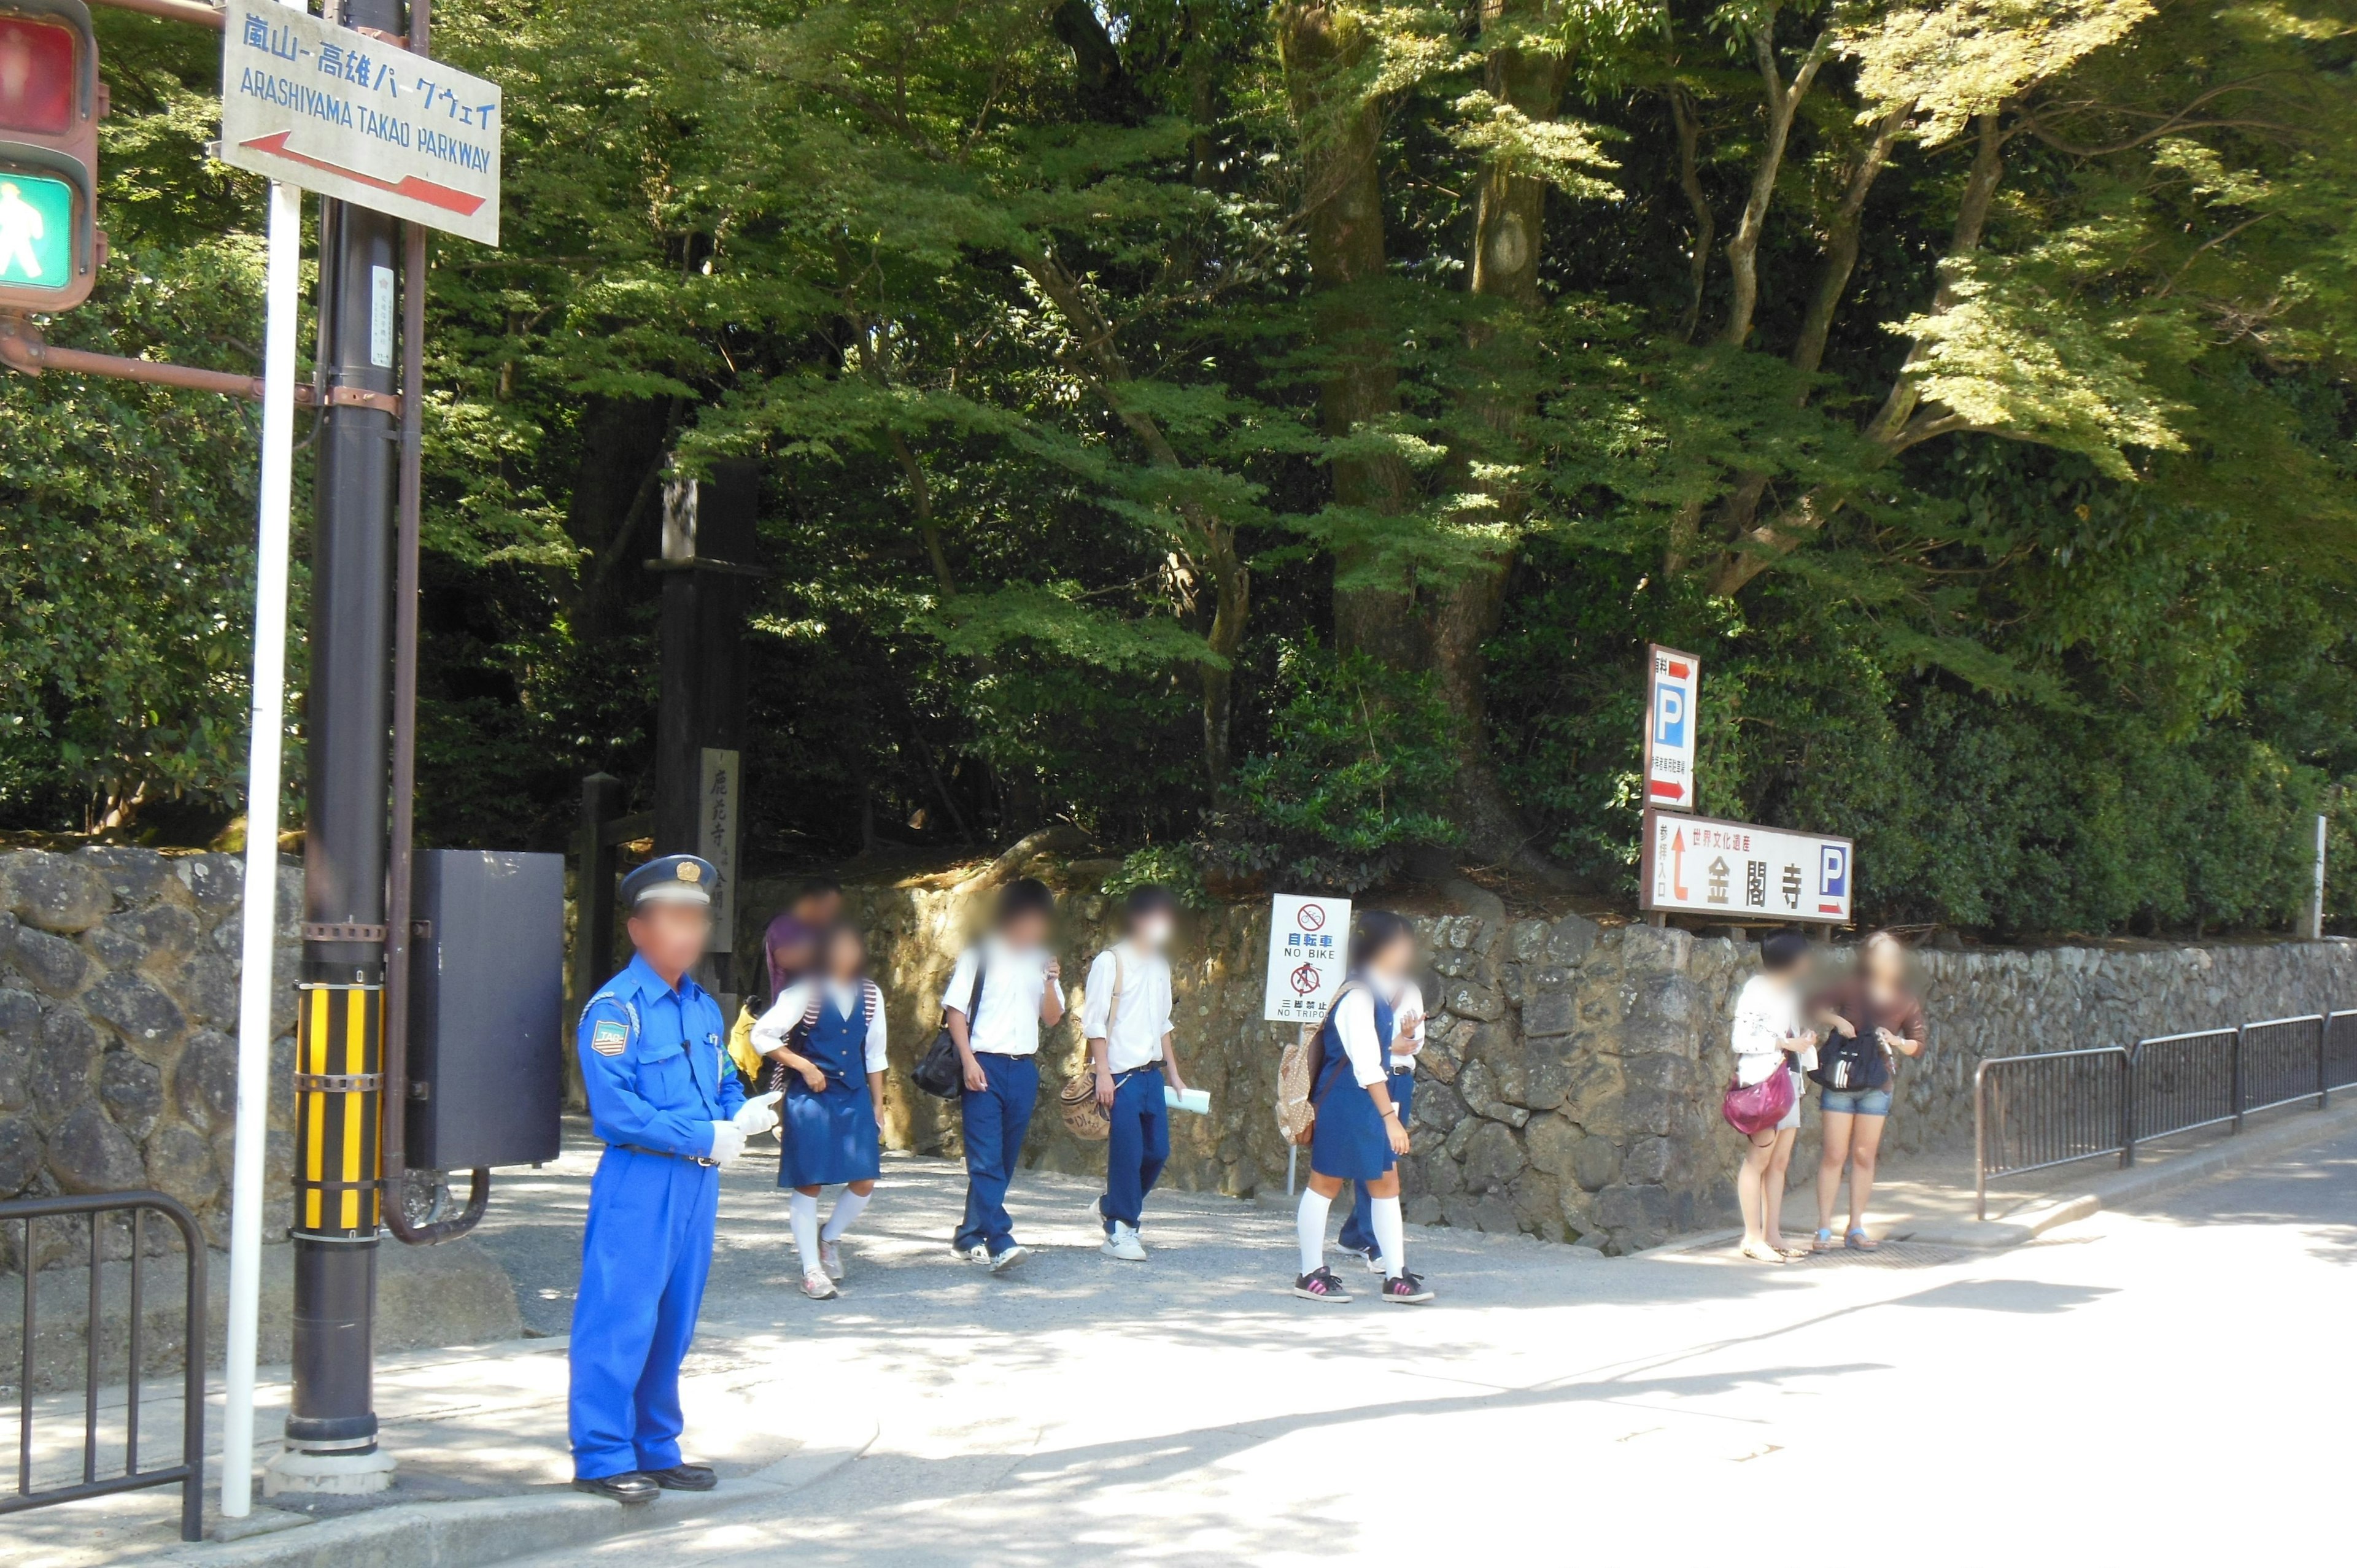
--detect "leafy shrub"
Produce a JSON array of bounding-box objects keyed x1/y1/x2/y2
[
  {"x1": 1199, "y1": 639, "x2": 1458, "y2": 894},
  {"x1": 1101, "y1": 842, "x2": 1212, "y2": 911}
]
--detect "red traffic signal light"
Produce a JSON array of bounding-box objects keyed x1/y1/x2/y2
[{"x1": 0, "y1": 0, "x2": 100, "y2": 314}]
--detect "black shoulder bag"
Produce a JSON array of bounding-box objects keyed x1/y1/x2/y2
[{"x1": 913, "y1": 950, "x2": 986, "y2": 1099}]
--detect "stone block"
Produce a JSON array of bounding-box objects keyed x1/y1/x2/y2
[
  {"x1": 12, "y1": 926, "x2": 94, "y2": 997},
  {"x1": 1617, "y1": 1017, "x2": 1698, "y2": 1060},
  {"x1": 177, "y1": 854, "x2": 244, "y2": 911},
  {"x1": 29, "y1": 1008, "x2": 99, "y2": 1124},
  {"x1": 85, "y1": 971, "x2": 187, "y2": 1060},
  {"x1": 1631, "y1": 973, "x2": 1707, "y2": 1029},
  {"x1": 145, "y1": 1124, "x2": 220, "y2": 1210},
  {"x1": 1459, "y1": 1120, "x2": 1527, "y2": 1193},
  {"x1": 0, "y1": 1115, "x2": 43, "y2": 1197},
  {"x1": 1523, "y1": 1056, "x2": 1570, "y2": 1111},
  {"x1": 1444, "y1": 981, "x2": 1503, "y2": 1022},
  {"x1": 106, "y1": 904, "x2": 201, "y2": 970},
  {"x1": 99, "y1": 1051, "x2": 164, "y2": 1140},
  {"x1": 1522, "y1": 991, "x2": 1574, "y2": 1038},
  {"x1": 0, "y1": 987, "x2": 36, "y2": 1111},
  {"x1": 1571, "y1": 1133, "x2": 1622, "y2": 1191},
  {"x1": 1545, "y1": 913, "x2": 1600, "y2": 965},
  {"x1": 179, "y1": 952, "x2": 239, "y2": 1028},
  {"x1": 1406, "y1": 1194, "x2": 1443, "y2": 1226},
  {"x1": 7, "y1": 854, "x2": 113, "y2": 933},
  {"x1": 1595, "y1": 1182, "x2": 1677, "y2": 1235},
  {"x1": 1618, "y1": 923, "x2": 1692, "y2": 973},
  {"x1": 1412, "y1": 1077, "x2": 1466, "y2": 1134},
  {"x1": 174, "y1": 1028, "x2": 239, "y2": 1131},
  {"x1": 1509, "y1": 1170, "x2": 1565, "y2": 1238},
  {"x1": 1523, "y1": 1113, "x2": 1580, "y2": 1178},
  {"x1": 1621, "y1": 1135, "x2": 1672, "y2": 1183},
  {"x1": 1510, "y1": 920, "x2": 1548, "y2": 962},
  {"x1": 77, "y1": 847, "x2": 174, "y2": 906},
  {"x1": 48, "y1": 1102, "x2": 146, "y2": 1194}
]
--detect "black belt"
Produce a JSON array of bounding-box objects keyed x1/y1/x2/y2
[{"x1": 613, "y1": 1143, "x2": 718, "y2": 1168}]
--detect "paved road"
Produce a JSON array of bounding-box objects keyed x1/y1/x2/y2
[{"x1": 474, "y1": 1122, "x2": 2356, "y2": 1567}]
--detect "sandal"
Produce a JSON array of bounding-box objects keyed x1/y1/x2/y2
[
  {"x1": 1844, "y1": 1227, "x2": 1879, "y2": 1252},
  {"x1": 1737, "y1": 1242, "x2": 1788, "y2": 1265},
  {"x1": 1811, "y1": 1229, "x2": 1838, "y2": 1252},
  {"x1": 1776, "y1": 1243, "x2": 1811, "y2": 1261}
]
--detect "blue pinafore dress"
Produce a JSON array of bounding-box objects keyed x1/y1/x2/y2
[
  {"x1": 775, "y1": 983, "x2": 883, "y2": 1189},
  {"x1": 1309, "y1": 978, "x2": 1397, "y2": 1183}
]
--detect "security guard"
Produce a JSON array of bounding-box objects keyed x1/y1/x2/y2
[{"x1": 569, "y1": 854, "x2": 780, "y2": 1504}]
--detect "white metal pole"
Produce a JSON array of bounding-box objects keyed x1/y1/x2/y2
[
  {"x1": 220, "y1": 176, "x2": 303, "y2": 1523},
  {"x1": 2312, "y1": 813, "x2": 2329, "y2": 942}
]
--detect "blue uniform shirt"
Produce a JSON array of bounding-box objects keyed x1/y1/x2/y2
[{"x1": 576, "y1": 954, "x2": 743, "y2": 1158}]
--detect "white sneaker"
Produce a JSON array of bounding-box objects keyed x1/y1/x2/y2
[
  {"x1": 952, "y1": 1242, "x2": 988, "y2": 1262},
  {"x1": 1101, "y1": 1222, "x2": 1147, "y2": 1262},
  {"x1": 800, "y1": 1272, "x2": 838, "y2": 1300},
  {"x1": 988, "y1": 1244, "x2": 1028, "y2": 1273},
  {"x1": 821, "y1": 1240, "x2": 845, "y2": 1281}
]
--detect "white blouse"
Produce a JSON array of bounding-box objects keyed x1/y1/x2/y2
[
  {"x1": 1728, "y1": 973, "x2": 1800, "y2": 1087},
  {"x1": 1080, "y1": 942, "x2": 1175, "y2": 1074},
  {"x1": 751, "y1": 978, "x2": 888, "y2": 1075},
  {"x1": 1329, "y1": 988, "x2": 1390, "y2": 1089}
]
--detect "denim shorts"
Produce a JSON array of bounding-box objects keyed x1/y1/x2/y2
[{"x1": 1821, "y1": 1084, "x2": 1892, "y2": 1118}]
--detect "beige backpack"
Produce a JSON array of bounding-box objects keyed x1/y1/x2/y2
[{"x1": 1274, "y1": 984, "x2": 1357, "y2": 1146}]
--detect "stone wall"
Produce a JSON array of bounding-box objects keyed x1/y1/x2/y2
[
  {"x1": 746, "y1": 865, "x2": 2357, "y2": 1254},
  {"x1": 0, "y1": 847, "x2": 301, "y2": 1265}
]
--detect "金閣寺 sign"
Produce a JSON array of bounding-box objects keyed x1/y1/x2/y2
[
  {"x1": 219, "y1": 0, "x2": 501, "y2": 245},
  {"x1": 1263, "y1": 894, "x2": 1351, "y2": 1024},
  {"x1": 1642, "y1": 644, "x2": 1700, "y2": 811},
  {"x1": 1639, "y1": 808, "x2": 1852, "y2": 925}
]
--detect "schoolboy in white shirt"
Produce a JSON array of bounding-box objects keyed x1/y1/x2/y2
[
  {"x1": 1085, "y1": 885, "x2": 1190, "y2": 1261},
  {"x1": 942, "y1": 878, "x2": 1064, "y2": 1272}
]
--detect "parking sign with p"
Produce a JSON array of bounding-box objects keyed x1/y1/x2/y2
[{"x1": 1642, "y1": 644, "x2": 1700, "y2": 811}]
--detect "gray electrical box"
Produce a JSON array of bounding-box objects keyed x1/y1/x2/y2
[{"x1": 407, "y1": 849, "x2": 565, "y2": 1170}]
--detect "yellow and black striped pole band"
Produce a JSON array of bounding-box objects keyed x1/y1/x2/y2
[{"x1": 292, "y1": 983, "x2": 384, "y2": 1238}]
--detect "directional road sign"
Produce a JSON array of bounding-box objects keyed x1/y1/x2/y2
[{"x1": 1639, "y1": 808, "x2": 1854, "y2": 925}]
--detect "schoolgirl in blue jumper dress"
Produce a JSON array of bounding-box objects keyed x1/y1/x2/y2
[
  {"x1": 1291, "y1": 911, "x2": 1433, "y2": 1305},
  {"x1": 751, "y1": 924, "x2": 888, "y2": 1300}
]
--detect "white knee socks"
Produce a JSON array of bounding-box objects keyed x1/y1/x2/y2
[
  {"x1": 1371, "y1": 1196, "x2": 1406, "y2": 1280},
  {"x1": 1296, "y1": 1188, "x2": 1334, "y2": 1275},
  {"x1": 788, "y1": 1191, "x2": 820, "y2": 1277},
  {"x1": 821, "y1": 1189, "x2": 871, "y2": 1243}
]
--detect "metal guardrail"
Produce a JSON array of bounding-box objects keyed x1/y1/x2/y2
[
  {"x1": 1976, "y1": 1008, "x2": 2353, "y2": 1219},
  {"x1": 2, "y1": 1191, "x2": 206, "y2": 1542}
]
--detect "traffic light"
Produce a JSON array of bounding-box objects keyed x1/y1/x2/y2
[{"x1": 0, "y1": 0, "x2": 101, "y2": 314}]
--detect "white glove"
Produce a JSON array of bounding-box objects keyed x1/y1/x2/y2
[
  {"x1": 706, "y1": 1121, "x2": 748, "y2": 1164},
  {"x1": 733, "y1": 1091, "x2": 783, "y2": 1137}
]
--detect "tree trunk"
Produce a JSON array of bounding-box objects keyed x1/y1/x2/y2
[
  {"x1": 1428, "y1": 0, "x2": 1569, "y2": 878},
  {"x1": 1279, "y1": 3, "x2": 1419, "y2": 668}
]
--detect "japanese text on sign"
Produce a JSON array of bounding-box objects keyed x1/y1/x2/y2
[
  {"x1": 697, "y1": 749, "x2": 741, "y2": 952},
  {"x1": 1638, "y1": 808, "x2": 1853, "y2": 925},
  {"x1": 220, "y1": 0, "x2": 502, "y2": 245},
  {"x1": 1263, "y1": 894, "x2": 1352, "y2": 1024},
  {"x1": 1641, "y1": 644, "x2": 1701, "y2": 811}
]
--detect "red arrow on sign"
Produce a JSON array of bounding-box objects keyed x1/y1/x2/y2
[
  {"x1": 238, "y1": 132, "x2": 486, "y2": 217},
  {"x1": 1671, "y1": 827, "x2": 1689, "y2": 901}
]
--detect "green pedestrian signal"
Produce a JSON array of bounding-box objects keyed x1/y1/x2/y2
[
  {"x1": 0, "y1": 0, "x2": 102, "y2": 315},
  {"x1": 0, "y1": 172, "x2": 71, "y2": 290}
]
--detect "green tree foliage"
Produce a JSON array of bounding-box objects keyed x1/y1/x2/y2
[{"x1": 6, "y1": 0, "x2": 2357, "y2": 939}]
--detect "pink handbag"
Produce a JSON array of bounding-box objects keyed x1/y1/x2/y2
[{"x1": 1721, "y1": 1069, "x2": 1795, "y2": 1137}]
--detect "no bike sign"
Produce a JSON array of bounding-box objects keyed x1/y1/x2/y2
[{"x1": 1264, "y1": 894, "x2": 1350, "y2": 1024}]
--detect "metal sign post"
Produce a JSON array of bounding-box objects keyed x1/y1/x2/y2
[{"x1": 217, "y1": 168, "x2": 302, "y2": 1524}]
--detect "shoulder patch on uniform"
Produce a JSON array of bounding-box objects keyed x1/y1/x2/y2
[{"x1": 590, "y1": 1020, "x2": 629, "y2": 1057}]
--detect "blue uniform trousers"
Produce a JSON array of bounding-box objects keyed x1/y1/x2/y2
[
  {"x1": 1099, "y1": 1067, "x2": 1170, "y2": 1232},
  {"x1": 1338, "y1": 1070, "x2": 1414, "y2": 1256},
  {"x1": 568, "y1": 1148, "x2": 718, "y2": 1478},
  {"x1": 955, "y1": 1052, "x2": 1039, "y2": 1257}
]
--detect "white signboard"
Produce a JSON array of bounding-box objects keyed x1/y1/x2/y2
[
  {"x1": 697, "y1": 748, "x2": 741, "y2": 952},
  {"x1": 1642, "y1": 644, "x2": 1700, "y2": 811},
  {"x1": 220, "y1": 1, "x2": 502, "y2": 245},
  {"x1": 1639, "y1": 808, "x2": 1854, "y2": 925},
  {"x1": 1262, "y1": 894, "x2": 1351, "y2": 1024}
]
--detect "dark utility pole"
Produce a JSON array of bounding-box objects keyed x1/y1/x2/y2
[{"x1": 283, "y1": 0, "x2": 408, "y2": 1481}]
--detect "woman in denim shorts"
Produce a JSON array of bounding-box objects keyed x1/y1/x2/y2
[{"x1": 1807, "y1": 933, "x2": 1925, "y2": 1251}]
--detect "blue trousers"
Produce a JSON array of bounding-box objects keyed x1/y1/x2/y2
[
  {"x1": 569, "y1": 1147, "x2": 718, "y2": 1479},
  {"x1": 955, "y1": 1052, "x2": 1039, "y2": 1257},
  {"x1": 1338, "y1": 1071, "x2": 1413, "y2": 1256},
  {"x1": 1099, "y1": 1068, "x2": 1170, "y2": 1231}
]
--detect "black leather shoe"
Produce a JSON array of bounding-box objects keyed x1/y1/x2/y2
[
  {"x1": 572, "y1": 1472, "x2": 659, "y2": 1505},
  {"x1": 646, "y1": 1464, "x2": 718, "y2": 1491}
]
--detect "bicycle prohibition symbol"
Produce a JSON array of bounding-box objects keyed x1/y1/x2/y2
[{"x1": 1298, "y1": 903, "x2": 1326, "y2": 932}]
